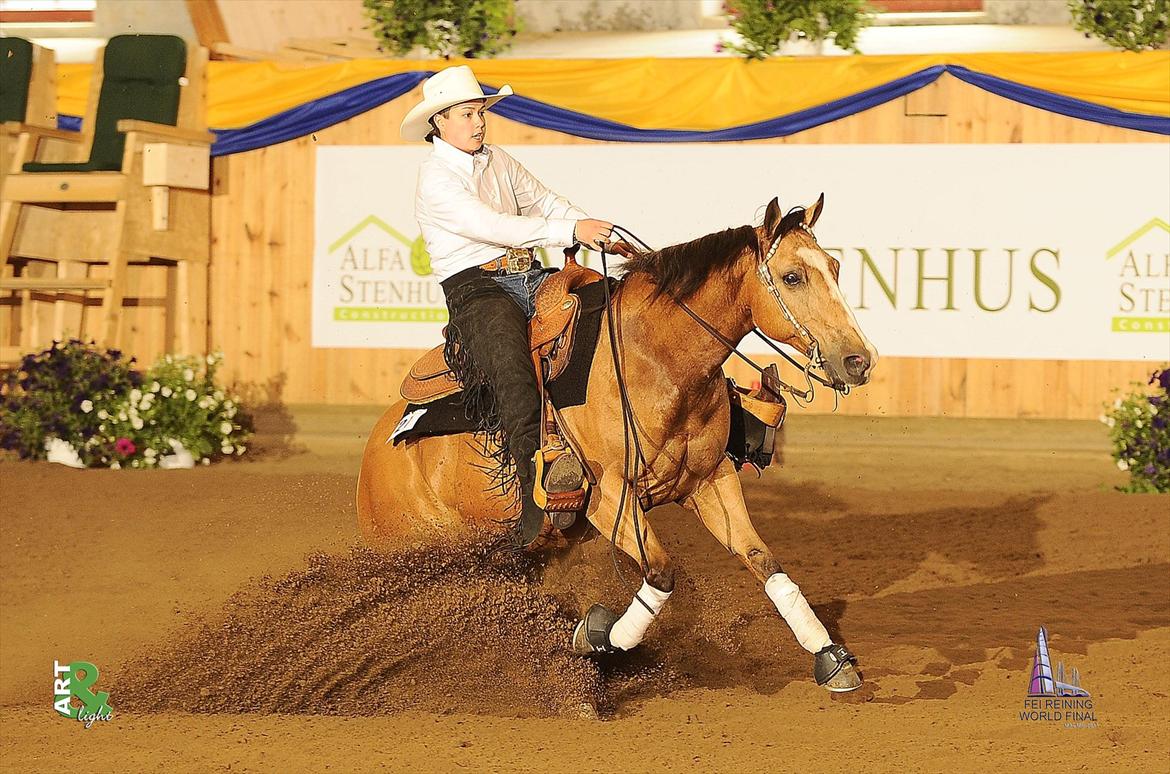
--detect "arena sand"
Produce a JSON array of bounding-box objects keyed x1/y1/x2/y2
[{"x1": 1, "y1": 409, "x2": 1167, "y2": 772}]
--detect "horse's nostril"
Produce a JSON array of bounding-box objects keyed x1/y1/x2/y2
[{"x1": 844, "y1": 354, "x2": 868, "y2": 377}]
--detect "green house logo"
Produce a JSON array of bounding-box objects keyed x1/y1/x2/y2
[
  {"x1": 327, "y1": 215, "x2": 447, "y2": 324},
  {"x1": 1106, "y1": 218, "x2": 1169, "y2": 335}
]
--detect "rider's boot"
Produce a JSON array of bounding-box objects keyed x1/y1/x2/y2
[{"x1": 515, "y1": 457, "x2": 545, "y2": 549}]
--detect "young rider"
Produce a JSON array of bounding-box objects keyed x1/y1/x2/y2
[{"x1": 401, "y1": 65, "x2": 613, "y2": 547}]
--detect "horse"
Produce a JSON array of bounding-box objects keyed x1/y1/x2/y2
[{"x1": 357, "y1": 195, "x2": 878, "y2": 691}]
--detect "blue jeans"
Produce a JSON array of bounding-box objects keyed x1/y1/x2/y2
[{"x1": 492, "y1": 267, "x2": 550, "y2": 320}]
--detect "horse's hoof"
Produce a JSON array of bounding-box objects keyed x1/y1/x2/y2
[
  {"x1": 814, "y1": 643, "x2": 862, "y2": 692},
  {"x1": 571, "y1": 603, "x2": 619, "y2": 655}
]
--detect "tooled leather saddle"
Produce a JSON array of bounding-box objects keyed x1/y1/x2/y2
[{"x1": 400, "y1": 246, "x2": 606, "y2": 405}]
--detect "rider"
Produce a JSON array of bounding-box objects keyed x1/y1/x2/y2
[{"x1": 401, "y1": 65, "x2": 613, "y2": 547}]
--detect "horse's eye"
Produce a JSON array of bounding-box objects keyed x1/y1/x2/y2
[{"x1": 782, "y1": 272, "x2": 802, "y2": 286}]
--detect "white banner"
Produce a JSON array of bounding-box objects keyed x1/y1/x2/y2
[{"x1": 313, "y1": 144, "x2": 1170, "y2": 361}]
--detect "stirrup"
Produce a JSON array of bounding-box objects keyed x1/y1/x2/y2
[
  {"x1": 571, "y1": 604, "x2": 619, "y2": 655},
  {"x1": 534, "y1": 444, "x2": 589, "y2": 514}
]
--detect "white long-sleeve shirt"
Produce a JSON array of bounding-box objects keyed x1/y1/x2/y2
[{"x1": 415, "y1": 137, "x2": 589, "y2": 281}]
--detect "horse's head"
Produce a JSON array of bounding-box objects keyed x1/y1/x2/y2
[{"x1": 745, "y1": 195, "x2": 878, "y2": 389}]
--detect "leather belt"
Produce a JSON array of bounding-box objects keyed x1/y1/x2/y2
[{"x1": 480, "y1": 247, "x2": 535, "y2": 275}]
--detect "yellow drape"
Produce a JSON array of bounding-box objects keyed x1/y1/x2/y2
[{"x1": 56, "y1": 51, "x2": 1170, "y2": 131}]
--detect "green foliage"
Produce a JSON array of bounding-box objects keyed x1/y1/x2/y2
[
  {"x1": 720, "y1": 0, "x2": 873, "y2": 59},
  {"x1": 363, "y1": 0, "x2": 518, "y2": 59},
  {"x1": 0, "y1": 341, "x2": 252, "y2": 469},
  {"x1": 1101, "y1": 367, "x2": 1170, "y2": 493},
  {"x1": 1068, "y1": 0, "x2": 1170, "y2": 51}
]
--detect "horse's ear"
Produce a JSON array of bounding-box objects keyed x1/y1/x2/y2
[
  {"x1": 763, "y1": 197, "x2": 783, "y2": 237},
  {"x1": 804, "y1": 193, "x2": 825, "y2": 230}
]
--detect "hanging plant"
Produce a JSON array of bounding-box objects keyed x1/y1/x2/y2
[
  {"x1": 720, "y1": 0, "x2": 874, "y2": 59},
  {"x1": 1068, "y1": 0, "x2": 1169, "y2": 51},
  {"x1": 363, "y1": 0, "x2": 519, "y2": 59}
]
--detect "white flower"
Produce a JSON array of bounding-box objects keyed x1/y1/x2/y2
[
  {"x1": 235, "y1": 445, "x2": 246, "y2": 455},
  {"x1": 161, "y1": 386, "x2": 173, "y2": 397},
  {"x1": 118, "y1": 411, "x2": 128, "y2": 422},
  {"x1": 131, "y1": 417, "x2": 144, "y2": 430},
  {"x1": 131, "y1": 460, "x2": 140, "y2": 468},
  {"x1": 221, "y1": 445, "x2": 233, "y2": 455},
  {"x1": 144, "y1": 448, "x2": 157, "y2": 458},
  {"x1": 165, "y1": 355, "x2": 173, "y2": 364},
  {"x1": 1106, "y1": 417, "x2": 1116, "y2": 427},
  {"x1": 198, "y1": 397, "x2": 212, "y2": 409},
  {"x1": 110, "y1": 461, "x2": 121, "y2": 470},
  {"x1": 224, "y1": 400, "x2": 234, "y2": 410},
  {"x1": 130, "y1": 388, "x2": 142, "y2": 402},
  {"x1": 80, "y1": 400, "x2": 94, "y2": 413},
  {"x1": 220, "y1": 421, "x2": 233, "y2": 435},
  {"x1": 214, "y1": 390, "x2": 224, "y2": 401},
  {"x1": 227, "y1": 406, "x2": 237, "y2": 419},
  {"x1": 207, "y1": 354, "x2": 216, "y2": 365},
  {"x1": 97, "y1": 409, "x2": 108, "y2": 420},
  {"x1": 1136, "y1": 420, "x2": 1143, "y2": 429},
  {"x1": 183, "y1": 368, "x2": 194, "y2": 382},
  {"x1": 1117, "y1": 459, "x2": 1129, "y2": 471},
  {"x1": 201, "y1": 457, "x2": 210, "y2": 465},
  {"x1": 99, "y1": 423, "x2": 106, "y2": 433},
  {"x1": 1114, "y1": 398, "x2": 1122, "y2": 408},
  {"x1": 150, "y1": 381, "x2": 161, "y2": 393},
  {"x1": 185, "y1": 389, "x2": 197, "y2": 401},
  {"x1": 1098, "y1": 414, "x2": 1108, "y2": 424}
]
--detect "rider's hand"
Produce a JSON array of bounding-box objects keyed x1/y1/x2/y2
[{"x1": 574, "y1": 219, "x2": 614, "y2": 250}]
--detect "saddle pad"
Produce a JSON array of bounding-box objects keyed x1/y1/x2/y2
[{"x1": 391, "y1": 279, "x2": 613, "y2": 446}]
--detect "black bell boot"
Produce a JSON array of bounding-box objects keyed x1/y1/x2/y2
[{"x1": 515, "y1": 458, "x2": 545, "y2": 548}]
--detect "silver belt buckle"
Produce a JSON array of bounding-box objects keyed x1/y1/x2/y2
[{"x1": 504, "y1": 248, "x2": 531, "y2": 274}]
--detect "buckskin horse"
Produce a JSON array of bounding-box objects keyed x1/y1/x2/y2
[{"x1": 357, "y1": 195, "x2": 878, "y2": 691}]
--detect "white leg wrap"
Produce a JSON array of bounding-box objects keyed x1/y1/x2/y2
[
  {"x1": 765, "y1": 572, "x2": 831, "y2": 654},
  {"x1": 608, "y1": 580, "x2": 671, "y2": 651}
]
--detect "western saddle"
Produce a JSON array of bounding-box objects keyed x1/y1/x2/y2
[
  {"x1": 400, "y1": 246, "x2": 604, "y2": 406},
  {"x1": 400, "y1": 246, "x2": 607, "y2": 514}
]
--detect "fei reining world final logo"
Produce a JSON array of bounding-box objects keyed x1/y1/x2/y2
[{"x1": 1019, "y1": 627, "x2": 1096, "y2": 729}]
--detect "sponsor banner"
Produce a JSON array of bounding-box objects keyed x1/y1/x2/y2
[{"x1": 313, "y1": 144, "x2": 1169, "y2": 360}]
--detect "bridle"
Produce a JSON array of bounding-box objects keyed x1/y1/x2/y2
[{"x1": 612, "y1": 222, "x2": 847, "y2": 406}]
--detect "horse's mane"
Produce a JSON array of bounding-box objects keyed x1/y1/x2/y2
[{"x1": 622, "y1": 207, "x2": 808, "y2": 300}]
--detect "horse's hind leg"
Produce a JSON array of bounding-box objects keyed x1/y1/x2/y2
[
  {"x1": 571, "y1": 474, "x2": 674, "y2": 655},
  {"x1": 680, "y1": 458, "x2": 862, "y2": 692}
]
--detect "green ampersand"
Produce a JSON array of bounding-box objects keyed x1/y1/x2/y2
[{"x1": 69, "y1": 661, "x2": 112, "y2": 719}]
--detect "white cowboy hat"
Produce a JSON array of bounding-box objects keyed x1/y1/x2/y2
[{"x1": 400, "y1": 65, "x2": 513, "y2": 142}]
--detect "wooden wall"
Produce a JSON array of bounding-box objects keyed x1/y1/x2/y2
[{"x1": 13, "y1": 73, "x2": 1162, "y2": 417}]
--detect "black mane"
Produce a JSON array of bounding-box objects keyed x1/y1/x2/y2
[{"x1": 622, "y1": 207, "x2": 808, "y2": 300}]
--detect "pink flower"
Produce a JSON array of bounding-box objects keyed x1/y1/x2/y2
[
  {"x1": 115, "y1": 437, "x2": 136, "y2": 456},
  {"x1": 714, "y1": 41, "x2": 725, "y2": 53}
]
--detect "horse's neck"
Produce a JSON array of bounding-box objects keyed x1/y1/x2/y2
[{"x1": 618, "y1": 265, "x2": 753, "y2": 389}]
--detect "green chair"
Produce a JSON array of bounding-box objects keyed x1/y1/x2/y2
[{"x1": 0, "y1": 34, "x2": 213, "y2": 362}]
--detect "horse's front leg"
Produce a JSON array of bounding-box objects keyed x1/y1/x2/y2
[
  {"x1": 571, "y1": 470, "x2": 675, "y2": 655},
  {"x1": 680, "y1": 457, "x2": 862, "y2": 692}
]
